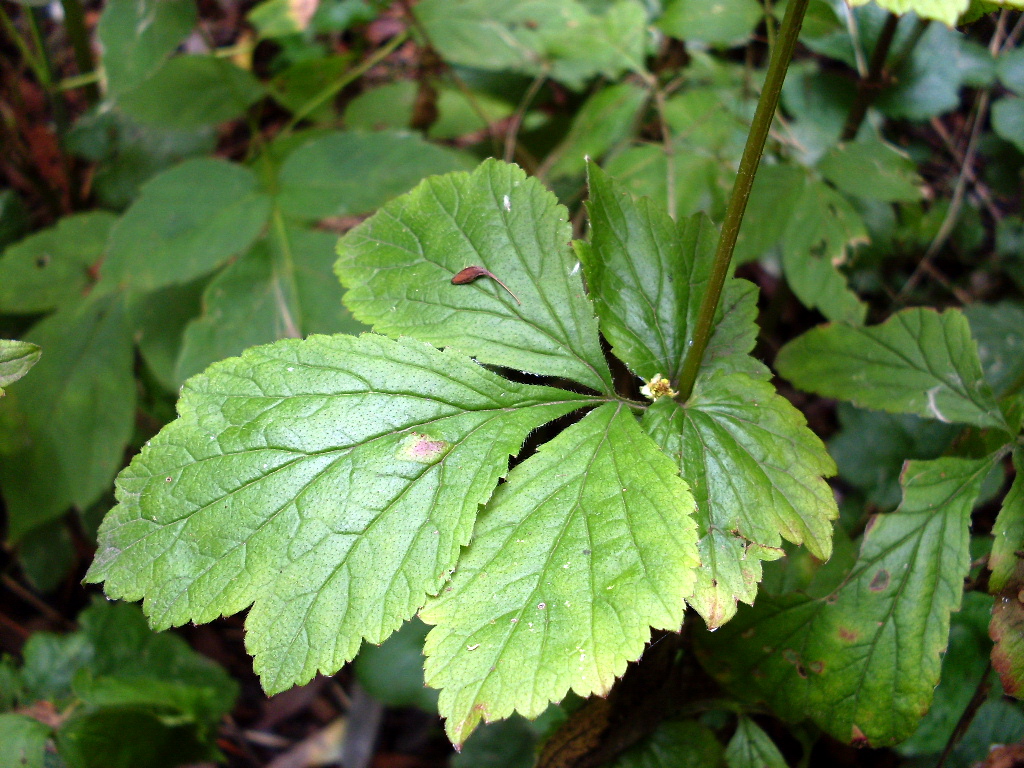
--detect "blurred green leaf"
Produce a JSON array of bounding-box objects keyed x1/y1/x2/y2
[
  {"x1": 997, "y1": 42, "x2": 1024, "y2": 96},
  {"x1": 817, "y1": 138, "x2": 924, "y2": 202},
  {"x1": 118, "y1": 56, "x2": 264, "y2": 129},
  {"x1": 0, "y1": 714, "x2": 50, "y2": 768},
  {"x1": 276, "y1": 131, "x2": 476, "y2": 221},
  {"x1": 658, "y1": 0, "x2": 764, "y2": 48},
  {"x1": 0, "y1": 212, "x2": 116, "y2": 314},
  {"x1": 846, "y1": 0, "x2": 967, "y2": 25},
  {"x1": 415, "y1": 0, "x2": 647, "y2": 89},
  {"x1": 100, "y1": 159, "x2": 271, "y2": 292},
  {"x1": 354, "y1": 618, "x2": 437, "y2": 711},
  {"x1": 0, "y1": 294, "x2": 135, "y2": 542},
  {"x1": 270, "y1": 55, "x2": 352, "y2": 122},
  {"x1": 176, "y1": 225, "x2": 365, "y2": 382},
  {"x1": 98, "y1": 0, "x2": 197, "y2": 97},
  {"x1": 126, "y1": 278, "x2": 207, "y2": 392},
  {"x1": 610, "y1": 720, "x2": 724, "y2": 768},
  {"x1": 993, "y1": 97, "x2": 1024, "y2": 154},
  {"x1": 965, "y1": 302, "x2": 1024, "y2": 398}
]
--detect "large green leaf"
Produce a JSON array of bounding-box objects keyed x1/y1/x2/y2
[
  {"x1": 100, "y1": 159, "x2": 271, "y2": 292},
  {"x1": 643, "y1": 372, "x2": 837, "y2": 628},
  {"x1": 0, "y1": 294, "x2": 135, "y2": 541},
  {"x1": 275, "y1": 131, "x2": 476, "y2": 221},
  {"x1": 85, "y1": 334, "x2": 593, "y2": 693},
  {"x1": 658, "y1": 0, "x2": 764, "y2": 48},
  {"x1": 415, "y1": 0, "x2": 647, "y2": 89},
  {"x1": 0, "y1": 212, "x2": 116, "y2": 314},
  {"x1": 117, "y1": 56, "x2": 264, "y2": 129},
  {"x1": 697, "y1": 456, "x2": 996, "y2": 747},
  {"x1": 990, "y1": 450, "x2": 1024, "y2": 698},
  {"x1": 0, "y1": 340, "x2": 40, "y2": 395},
  {"x1": 421, "y1": 403, "x2": 698, "y2": 745},
  {"x1": 776, "y1": 308, "x2": 1007, "y2": 431},
  {"x1": 176, "y1": 225, "x2": 364, "y2": 382},
  {"x1": 98, "y1": 0, "x2": 197, "y2": 97},
  {"x1": 336, "y1": 160, "x2": 612, "y2": 393}
]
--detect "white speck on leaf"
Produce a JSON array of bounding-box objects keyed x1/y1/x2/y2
[
  {"x1": 467, "y1": 643, "x2": 480, "y2": 651},
  {"x1": 926, "y1": 387, "x2": 951, "y2": 423},
  {"x1": 503, "y1": 195, "x2": 511, "y2": 211},
  {"x1": 570, "y1": 262, "x2": 580, "y2": 275}
]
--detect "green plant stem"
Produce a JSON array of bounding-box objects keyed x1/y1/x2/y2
[
  {"x1": 503, "y1": 70, "x2": 547, "y2": 163},
  {"x1": 59, "y1": 0, "x2": 98, "y2": 104},
  {"x1": 282, "y1": 30, "x2": 409, "y2": 134},
  {"x1": 841, "y1": 11, "x2": 899, "y2": 141},
  {"x1": 0, "y1": 5, "x2": 47, "y2": 84},
  {"x1": 675, "y1": 0, "x2": 809, "y2": 402},
  {"x1": 652, "y1": 85, "x2": 676, "y2": 219}
]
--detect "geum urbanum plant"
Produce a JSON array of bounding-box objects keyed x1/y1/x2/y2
[{"x1": 84, "y1": 158, "x2": 841, "y2": 745}]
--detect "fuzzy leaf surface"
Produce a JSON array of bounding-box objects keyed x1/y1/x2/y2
[
  {"x1": 336, "y1": 160, "x2": 612, "y2": 393},
  {"x1": 697, "y1": 456, "x2": 995, "y2": 747},
  {"x1": 776, "y1": 308, "x2": 1006, "y2": 430},
  {"x1": 86, "y1": 334, "x2": 592, "y2": 693},
  {"x1": 421, "y1": 403, "x2": 698, "y2": 745},
  {"x1": 643, "y1": 372, "x2": 837, "y2": 628}
]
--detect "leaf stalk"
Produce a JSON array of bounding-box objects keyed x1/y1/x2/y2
[{"x1": 674, "y1": 0, "x2": 809, "y2": 402}]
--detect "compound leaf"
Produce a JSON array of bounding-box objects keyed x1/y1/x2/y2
[
  {"x1": 776, "y1": 307, "x2": 1007, "y2": 431},
  {"x1": 698, "y1": 455, "x2": 995, "y2": 747},
  {"x1": 421, "y1": 403, "x2": 698, "y2": 745},
  {"x1": 336, "y1": 159, "x2": 612, "y2": 393},
  {"x1": 85, "y1": 334, "x2": 592, "y2": 694},
  {"x1": 643, "y1": 372, "x2": 837, "y2": 628}
]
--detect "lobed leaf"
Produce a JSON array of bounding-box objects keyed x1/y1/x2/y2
[
  {"x1": 697, "y1": 455, "x2": 997, "y2": 747},
  {"x1": 643, "y1": 372, "x2": 837, "y2": 628},
  {"x1": 421, "y1": 403, "x2": 698, "y2": 745},
  {"x1": 776, "y1": 307, "x2": 1008, "y2": 431},
  {"x1": 85, "y1": 334, "x2": 593, "y2": 693},
  {"x1": 336, "y1": 159, "x2": 612, "y2": 393}
]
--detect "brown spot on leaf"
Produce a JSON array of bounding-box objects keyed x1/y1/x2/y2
[
  {"x1": 869, "y1": 569, "x2": 891, "y2": 592},
  {"x1": 396, "y1": 433, "x2": 450, "y2": 464},
  {"x1": 838, "y1": 627, "x2": 859, "y2": 642},
  {"x1": 809, "y1": 660, "x2": 825, "y2": 675}
]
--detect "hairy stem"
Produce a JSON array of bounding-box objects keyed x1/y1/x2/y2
[
  {"x1": 674, "y1": 0, "x2": 809, "y2": 402},
  {"x1": 841, "y1": 11, "x2": 899, "y2": 141}
]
